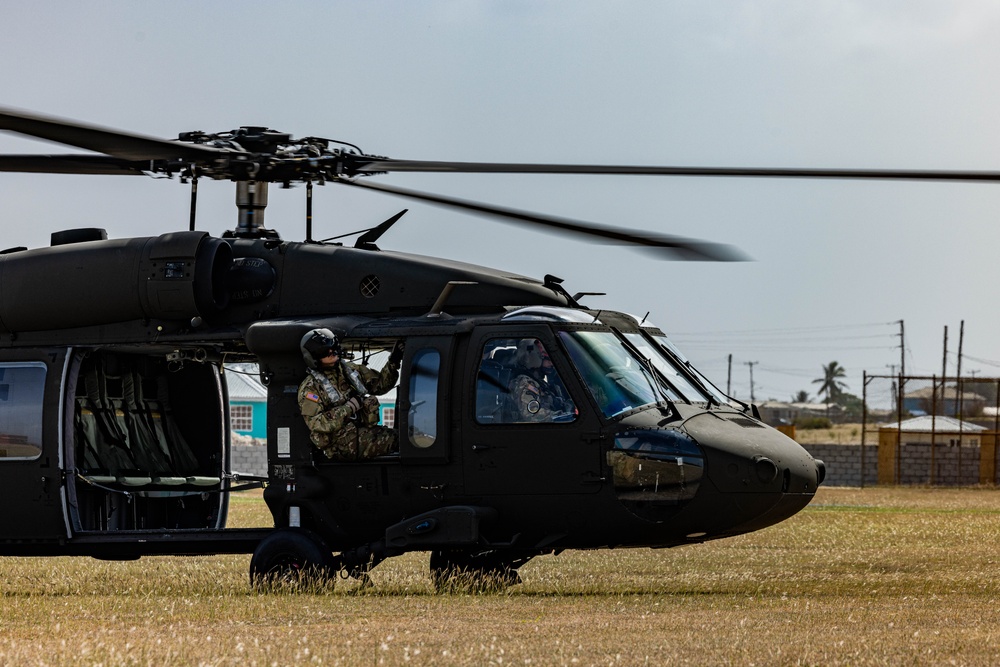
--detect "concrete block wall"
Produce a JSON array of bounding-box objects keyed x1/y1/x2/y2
[
  {"x1": 802, "y1": 442, "x2": 989, "y2": 487},
  {"x1": 231, "y1": 440, "x2": 268, "y2": 477},
  {"x1": 801, "y1": 444, "x2": 879, "y2": 487},
  {"x1": 896, "y1": 443, "x2": 980, "y2": 486}
]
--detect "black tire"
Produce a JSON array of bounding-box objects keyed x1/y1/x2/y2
[
  {"x1": 429, "y1": 549, "x2": 525, "y2": 593},
  {"x1": 249, "y1": 528, "x2": 337, "y2": 592}
]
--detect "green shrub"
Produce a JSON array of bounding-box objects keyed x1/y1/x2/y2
[{"x1": 795, "y1": 416, "x2": 832, "y2": 430}]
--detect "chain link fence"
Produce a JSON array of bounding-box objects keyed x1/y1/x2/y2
[{"x1": 860, "y1": 374, "x2": 1000, "y2": 486}]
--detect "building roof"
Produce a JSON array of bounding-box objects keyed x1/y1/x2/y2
[
  {"x1": 881, "y1": 415, "x2": 986, "y2": 432},
  {"x1": 225, "y1": 368, "x2": 267, "y2": 401},
  {"x1": 904, "y1": 386, "x2": 985, "y2": 401}
]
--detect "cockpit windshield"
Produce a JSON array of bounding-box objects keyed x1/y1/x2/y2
[
  {"x1": 622, "y1": 333, "x2": 711, "y2": 403},
  {"x1": 650, "y1": 333, "x2": 734, "y2": 406},
  {"x1": 558, "y1": 330, "x2": 672, "y2": 419}
]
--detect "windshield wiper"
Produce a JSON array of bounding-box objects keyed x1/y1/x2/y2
[
  {"x1": 615, "y1": 332, "x2": 675, "y2": 412},
  {"x1": 648, "y1": 337, "x2": 722, "y2": 408}
]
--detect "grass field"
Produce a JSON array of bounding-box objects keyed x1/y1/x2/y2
[{"x1": 2, "y1": 487, "x2": 999, "y2": 665}]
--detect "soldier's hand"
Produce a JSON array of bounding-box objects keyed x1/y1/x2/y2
[
  {"x1": 389, "y1": 340, "x2": 405, "y2": 366},
  {"x1": 345, "y1": 396, "x2": 362, "y2": 416}
]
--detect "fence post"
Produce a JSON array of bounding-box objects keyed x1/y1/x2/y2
[
  {"x1": 981, "y1": 432, "x2": 997, "y2": 486},
  {"x1": 861, "y1": 370, "x2": 867, "y2": 488},
  {"x1": 878, "y1": 427, "x2": 898, "y2": 485}
]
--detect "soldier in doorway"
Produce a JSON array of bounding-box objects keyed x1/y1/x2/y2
[{"x1": 297, "y1": 328, "x2": 404, "y2": 460}]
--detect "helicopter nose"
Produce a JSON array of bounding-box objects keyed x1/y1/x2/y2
[{"x1": 681, "y1": 412, "x2": 822, "y2": 536}]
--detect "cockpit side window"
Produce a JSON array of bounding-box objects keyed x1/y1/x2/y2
[
  {"x1": 475, "y1": 338, "x2": 577, "y2": 425},
  {"x1": 0, "y1": 363, "x2": 45, "y2": 460}
]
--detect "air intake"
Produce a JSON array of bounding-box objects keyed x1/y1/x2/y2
[{"x1": 51, "y1": 228, "x2": 108, "y2": 246}]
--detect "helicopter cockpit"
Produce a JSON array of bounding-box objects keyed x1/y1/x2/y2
[
  {"x1": 484, "y1": 305, "x2": 815, "y2": 530},
  {"x1": 502, "y1": 305, "x2": 718, "y2": 418}
]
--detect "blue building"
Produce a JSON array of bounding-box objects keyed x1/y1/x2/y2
[
  {"x1": 903, "y1": 385, "x2": 986, "y2": 417},
  {"x1": 225, "y1": 367, "x2": 268, "y2": 439},
  {"x1": 226, "y1": 365, "x2": 398, "y2": 440}
]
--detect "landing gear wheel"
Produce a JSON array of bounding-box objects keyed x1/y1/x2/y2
[
  {"x1": 429, "y1": 550, "x2": 527, "y2": 593},
  {"x1": 249, "y1": 528, "x2": 337, "y2": 592}
]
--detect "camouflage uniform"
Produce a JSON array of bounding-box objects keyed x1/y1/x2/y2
[
  {"x1": 298, "y1": 359, "x2": 399, "y2": 461},
  {"x1": 509, "y1": 371, "x2": 574, "y2": 422}
]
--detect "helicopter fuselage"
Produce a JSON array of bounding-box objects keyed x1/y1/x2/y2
[{"x1": 0, "y1": 230, "x2": 823, "y2": 580}]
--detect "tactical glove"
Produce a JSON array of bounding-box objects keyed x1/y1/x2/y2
[
  {"x1": 345, "y1": 396, "x2": 363, "y2": 416},
  {"x1": 389, "y1": 340, "x2": 405, "y2": 366}
]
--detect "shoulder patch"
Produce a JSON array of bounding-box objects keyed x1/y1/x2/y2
[{"x1": 305, "y1": 392, "x2": 321, "y2": 403}]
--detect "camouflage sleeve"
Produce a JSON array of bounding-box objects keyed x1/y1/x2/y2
[
  {"x1": 299, "y1": 377, "x2": 352, "y2": 434},
  {"x1": 305, "y1": 404, "x2": 353, "y2": 435},
  {"x1": 510, "y1": 374, "x2": 553, "y2": 422},
  {"x1": 358, "y1": 361, "x2": 400, "y2": 396}
]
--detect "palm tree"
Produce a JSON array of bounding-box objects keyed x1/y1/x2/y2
[
  {"x1": 792, "y1": 390, "x2": 810, "y2": 403},
  {"x1": 812, "y1": 361, "x2": 848, "y2": 413}
]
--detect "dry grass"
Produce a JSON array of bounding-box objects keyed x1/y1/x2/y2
[{"x1": 2, "y1": 487, "x2": 1000, "y2": 665}]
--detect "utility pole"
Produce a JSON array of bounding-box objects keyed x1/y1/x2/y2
[
  {"x1": 898, "y1": 320, "x2": 905, "y2": 381},
  {"x1": 957, "y1": 320, "x2": 965, "y2": 475},
  {"x1": 897, "y1": 319, "x2": 906, "y2": 429},
  {"x1": 941, "y1": 325, "x2": 949, "y2": 401},
  {"x1": 887, "y1": 365, "x2": 898, "y2": 410},
  {"x1": 957, "y1": 320, "x2": 965, "y2": 402},
  {"x1": 957, "y1": 320, "x2": 965, "y2": 415},
  {"x1": 955, "y1": 320, "x2": 965, "y2": 382},
  {"x1": 727, "y1": 354, "x2": 732, "y2": 396},
  {"x1": 745, "y1": 361, "x2": 758, "y2": 403}
]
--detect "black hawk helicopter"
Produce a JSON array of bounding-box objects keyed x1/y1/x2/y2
[{"x1": 5, "y1": 105, "x2": 970, "y2": 588}]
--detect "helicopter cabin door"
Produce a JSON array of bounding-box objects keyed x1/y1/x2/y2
[
  {"x1": 0, "y1": 348, "x2": 69, "y2": 541},
  {"x1": 464, "y1": 328, "x2": 603, "y2": 495}
]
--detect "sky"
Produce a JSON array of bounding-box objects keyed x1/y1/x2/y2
[{"x1": 2, "y1": 1, "x2": 1000, "y2": 406}]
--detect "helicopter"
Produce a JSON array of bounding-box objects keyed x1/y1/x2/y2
[{"x1": 12, "y1": 105, "x2": 966, "y2": 589}]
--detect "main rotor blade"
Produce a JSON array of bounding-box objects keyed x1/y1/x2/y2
[
  {"x1": 0, "y1": 154, "x2": 146, "y2": 175},
  {"x1": 356, "y1": 159, "x2": 1000, "y2": 182},
  {"x1": 0, "y1": 106, "x2": 229, "y2": 161},
  {"x1": 339, "y1": 179, "x2": 746, "y2": 261}
]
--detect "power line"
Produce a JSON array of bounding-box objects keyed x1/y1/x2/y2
[
  {"x1": 669, "y1": 321, "x2": 896, "y2": 337},
  {"x1": 677, "y1": 343, "x2": 896, "y2": 352}
]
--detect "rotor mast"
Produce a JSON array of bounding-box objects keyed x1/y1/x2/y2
[{"x1": 235, "y1": 180, "x2": 269, "y2": 237}]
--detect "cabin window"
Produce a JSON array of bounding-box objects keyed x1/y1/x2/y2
[
  {"x1": 408, "y1": 349, "x2": 440, "y2": 448},
  {"x1": 475, "y1": 338, "x2": 576, "y2": 424},
  {"x1": 381, "y1": 406, "x2": 396, "y2": 428},
  {"x1": 0, "y1": 363, "x2": 45, "y2": 460}
]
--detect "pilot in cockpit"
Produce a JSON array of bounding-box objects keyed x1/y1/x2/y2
[{"x1": 508, "y1": 339, "x2": 575, "y2": 422}]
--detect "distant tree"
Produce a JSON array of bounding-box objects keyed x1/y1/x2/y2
[
  {"x1": 813, "y1": 361, "x2": 848, "y2": 415},
  {"x1": 792, "y1": 390, "x2": 810, "y2": 403},
  {"x1": 833, "y1": 391, "x2": 866, "y2": 422},
  {"x1": 965, "y1": 380, "x2": 998, "y2": 406}
]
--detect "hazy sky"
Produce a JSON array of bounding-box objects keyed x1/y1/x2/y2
[{"x1": 2, "y1": 1, "x2": 1000, "y2": 405}]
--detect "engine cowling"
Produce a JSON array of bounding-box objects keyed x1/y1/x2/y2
[{"x1": 0, "y1": 231, "x2": 232, "y2": 333}]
